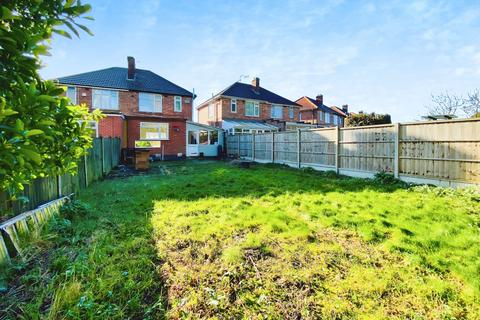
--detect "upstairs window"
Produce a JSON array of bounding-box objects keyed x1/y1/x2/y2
[
  {"x1": 93, "y1": 89, "x2": 119, "y2": 110},
  {"x1": 140, "y1": 122, "x2": 169, "y2": 140},
  {"x1": 271, "y1": 105, "x2": 283, "y2": 119},
  {"x1": 139, "y1": 93, "x2": 162, "y2": 112},
  {"x1": 66, "y1": 86, "x2": 77, "y2": 104},
  {"x1": 245, "y1": 101, "x2": 260, "y2": 117},
  {"x1": 231, "y1": 99, "x2": 237, "y2": 113},
  {"x1": 208, "y1": 103, "x2": 214, "y2": 119},
  {"x1": 289, "y1": 107, "x2": 294, "y2": 119},
  {"x1": 174, "y1": 96, "x2": 182, "y2": 112}
]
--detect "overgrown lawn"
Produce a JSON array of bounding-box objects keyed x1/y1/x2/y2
[{"x1": 1, "y1": 161, "x2": 479, "y2": 319}]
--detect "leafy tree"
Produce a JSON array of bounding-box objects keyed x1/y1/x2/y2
[
  {"x1": 345, "y1": 112, "x2": 392, "y2": 127},
  {"x1": 0, "y1": 0, "x2": 101, "y2": 196}
]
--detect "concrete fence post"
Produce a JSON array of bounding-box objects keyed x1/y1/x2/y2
[
  {"x1": 335, "y1": 126, "x2": 340, "y2": 174},
  {"x1": 297, "y1": 129, "x2": 301, "y2": 168},
  {"x1": 271, "y1": 132, "x2": 275, "y2": 163},
  {"x1": 252, "y1": 133, "x2": 256, "y2": 161},
  {"x1": 394, "y1": 123, "x2": 400, "y2": 178},
  {"x1": 237, "y1": 135, "x2": 240, "y2": 158}
]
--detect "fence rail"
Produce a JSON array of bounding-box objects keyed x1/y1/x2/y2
[{"x1": 226, "y1": 118, "x2": 480, "y2": 187}]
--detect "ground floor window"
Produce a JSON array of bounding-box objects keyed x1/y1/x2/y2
[
  {"x1": 188, "y1": 130, "x2": 219, "y2": 145},
  {"x1": 199, "y1": 130, "x2": 209, "y2": 144},
  {"x1": 210, "y1": 131, "x2": 218, "y2": 144},
  {"x1": 78, "y1": 120, "x2": 98, "y2": 137},
  {"x1": 135, "y1": 140, "x2": 161, "y2": 148},
  {"x1": 140, "y1": 122, "x2": 169, "y2": 140}
]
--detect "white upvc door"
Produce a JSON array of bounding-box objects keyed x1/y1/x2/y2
[{"x1": 187, "y1": 130, "x2": 199, "y2": 156}]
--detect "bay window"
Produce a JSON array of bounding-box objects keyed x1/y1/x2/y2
[
  {"x1": 139, "y1": 93, "x2": 162, "y2": 112},
  {"x1": 245, "y1": 100, "x2": 260, "y2": 117},
  {"x1": 140, "y1": 122, "x2": 169, "y2": 140},
  {"x1": 93, "y1": 89, "x2": 119, "y2": 110}
]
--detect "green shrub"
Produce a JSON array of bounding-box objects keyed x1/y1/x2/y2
[{"x1": 60, "y1": 200, "x2": 91, "y2": 220}]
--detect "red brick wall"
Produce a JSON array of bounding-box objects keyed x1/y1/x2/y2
[
  {"x1": 75, "y1": 86, "x2": 192, "y2": 120},
  {"x1": 198, "y1": 97, "x2": 299, "y2": 124},
  {"x1": 98, "y1": 116, "x2": 124, "y2": 138},
  {"x1": 126, "y1": 118, "x2": 186, "y2": 157}
]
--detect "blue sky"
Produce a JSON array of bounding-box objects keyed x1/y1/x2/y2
[{"x1": 40, "y1": 0, "x2": 480, "y2": 122}]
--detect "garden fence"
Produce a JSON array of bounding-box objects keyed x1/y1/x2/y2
[
  {"x1": 226, "y1": 118, "x2": 480, "y2": 187},
  {"x1": 0, "y1": 137, "x2": 121, "y2": 263}
]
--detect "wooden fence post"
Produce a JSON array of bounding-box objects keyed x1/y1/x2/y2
[
  {"x1": 111, "y1": 137, "x2": 114, "y2": 169},
  {"x1": 57, "y1": 175, "x2": 62, "y2": 197},
  {"x1": 84, "y1": 154, "x2": 88, "y2": 188},
  {"x1": 297, "y1": 129, "x2": 301, "y2": 168},
  {"x1": 252, "y1": 133, "x2": 256, "y2": 161},
  {"x1": 335, "y1": 126, "x2": 340, "y2": 174},
  {"x1": 101, "y1": 137, "x2": 105, "y2": 175},
  {"x1": 271, "y1": 132, "x2": 275, "y2": 163},
  {"x1": 394, "y1": 123, "x2": 400, "y2": 178}
]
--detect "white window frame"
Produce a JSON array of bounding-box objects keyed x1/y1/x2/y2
[
  {"x1": 245, "y1": 100, "x2": 260, "y2": 117},
  {"x1": 174, "y1": 96, "x2": 182, "y2": 112},
  {"x1": 271, "y1": 105, "x2": 283, "y2": 119},
  {"x1": 208, "y1": 103, "x2": 214, "y2": 119},
  {"x1": 231, "y1": 99, "x2": 237, "y2": 113},
  {"x1": 66, "y1": 86, "x2": 77, "y2": 104},
  {"x1": 78, "y1": 120, "x2": 98, "y2": 137},
  {"x1": 140, "y1": 122, "x2": 169, "y2": 140},
  {"x1": 92, "y1": 89, "x2": 119, "y2": 110},
  {"x1": 139, "y1": 92, "x2": 163, "y2": 113}
]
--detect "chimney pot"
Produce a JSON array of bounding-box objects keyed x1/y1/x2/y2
[
  {"x1": 316, "y1": 94, "x2": 323, "y2": 105},
  {"x1": 251, "y1": 77, "x2": 260, "y2": 92},
  {"x1": 127, "y1": 56, "x2": 135, "y2": 80},
  {"x1": 342, "y1": 104, "x2": 348, "y2": 113}
]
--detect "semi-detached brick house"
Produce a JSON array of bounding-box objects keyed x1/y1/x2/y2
[
  {"x1": 296, "y1": 95, "x2": 348, "y2": 127},
  {"x1": 56, "y1": 57, "x2": 194, "y2": 159},
  {"x1": 197, "y1": 78, "x2": 312, "y2": 134}
]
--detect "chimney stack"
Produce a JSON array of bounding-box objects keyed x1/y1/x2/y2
[
  {"x1": 251, "y1": 77, "x2": 260, "y2": 92},
  {"x1": 127, "y1": 56, "x2": 135, "y2": 80},
  {"x1": 316, "y1": 94, "x2": 323, "y2": 105},
  {"x1": 342, "y1": 104, "x2": 349, "y2": 114}
]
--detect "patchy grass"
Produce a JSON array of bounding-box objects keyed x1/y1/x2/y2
[{"x1": 1, "y1": 161, "x2": 479, "y2": 319}]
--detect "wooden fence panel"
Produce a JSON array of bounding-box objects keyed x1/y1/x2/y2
[
  {"x1": 254, "y1": 133, "x2": 272, "y2": 162},
  {"x1": 239, "y1": 134, "x2": 253, "y2": 158},
  {"x1": 399, "y1": 120, "x2": 480, "y2": 182},
  {"x1": 273, "y1": 131, "x2": 297, "y2": 164},
  {"x1": 1, "y1": 137, "x2": 121, "y2": 222},
  {"x1": 300, "y1": 128, "x2": 336, "y2": 168},
  {"x1": 340, "y1": 125, "x2": 395, "y2": 173},
  {"x1": 226, "y1": 118, "x2": 480, "y2": 186}
]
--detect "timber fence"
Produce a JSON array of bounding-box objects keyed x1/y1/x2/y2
[
  {"x1": 0, "y1": 137, "x2": 121, "y2": 264},
  {"x1": 226, "y1": 118, "x2": 480, "y2": 187}
]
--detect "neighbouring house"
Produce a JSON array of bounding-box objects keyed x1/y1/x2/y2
[
  {"x1": 56, "y1": 56, "x2": 196, "y2": 159},
  {"x1": 296, "y1": 95, "x2": 348, "y2": 127},
  {"x1": 197, "y1": 78, "x2": 312, "y2": 134}
]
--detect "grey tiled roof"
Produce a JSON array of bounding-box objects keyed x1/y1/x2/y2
[
  {"x1": 305, "y1": 97, "x2": 345, "y2": 117},
  {"x1": 56, "y1": 67, "x2": 193, "y2": 96},
  {"x1": 219, "y1": 82, "x2": 299, "y2": 106}
]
